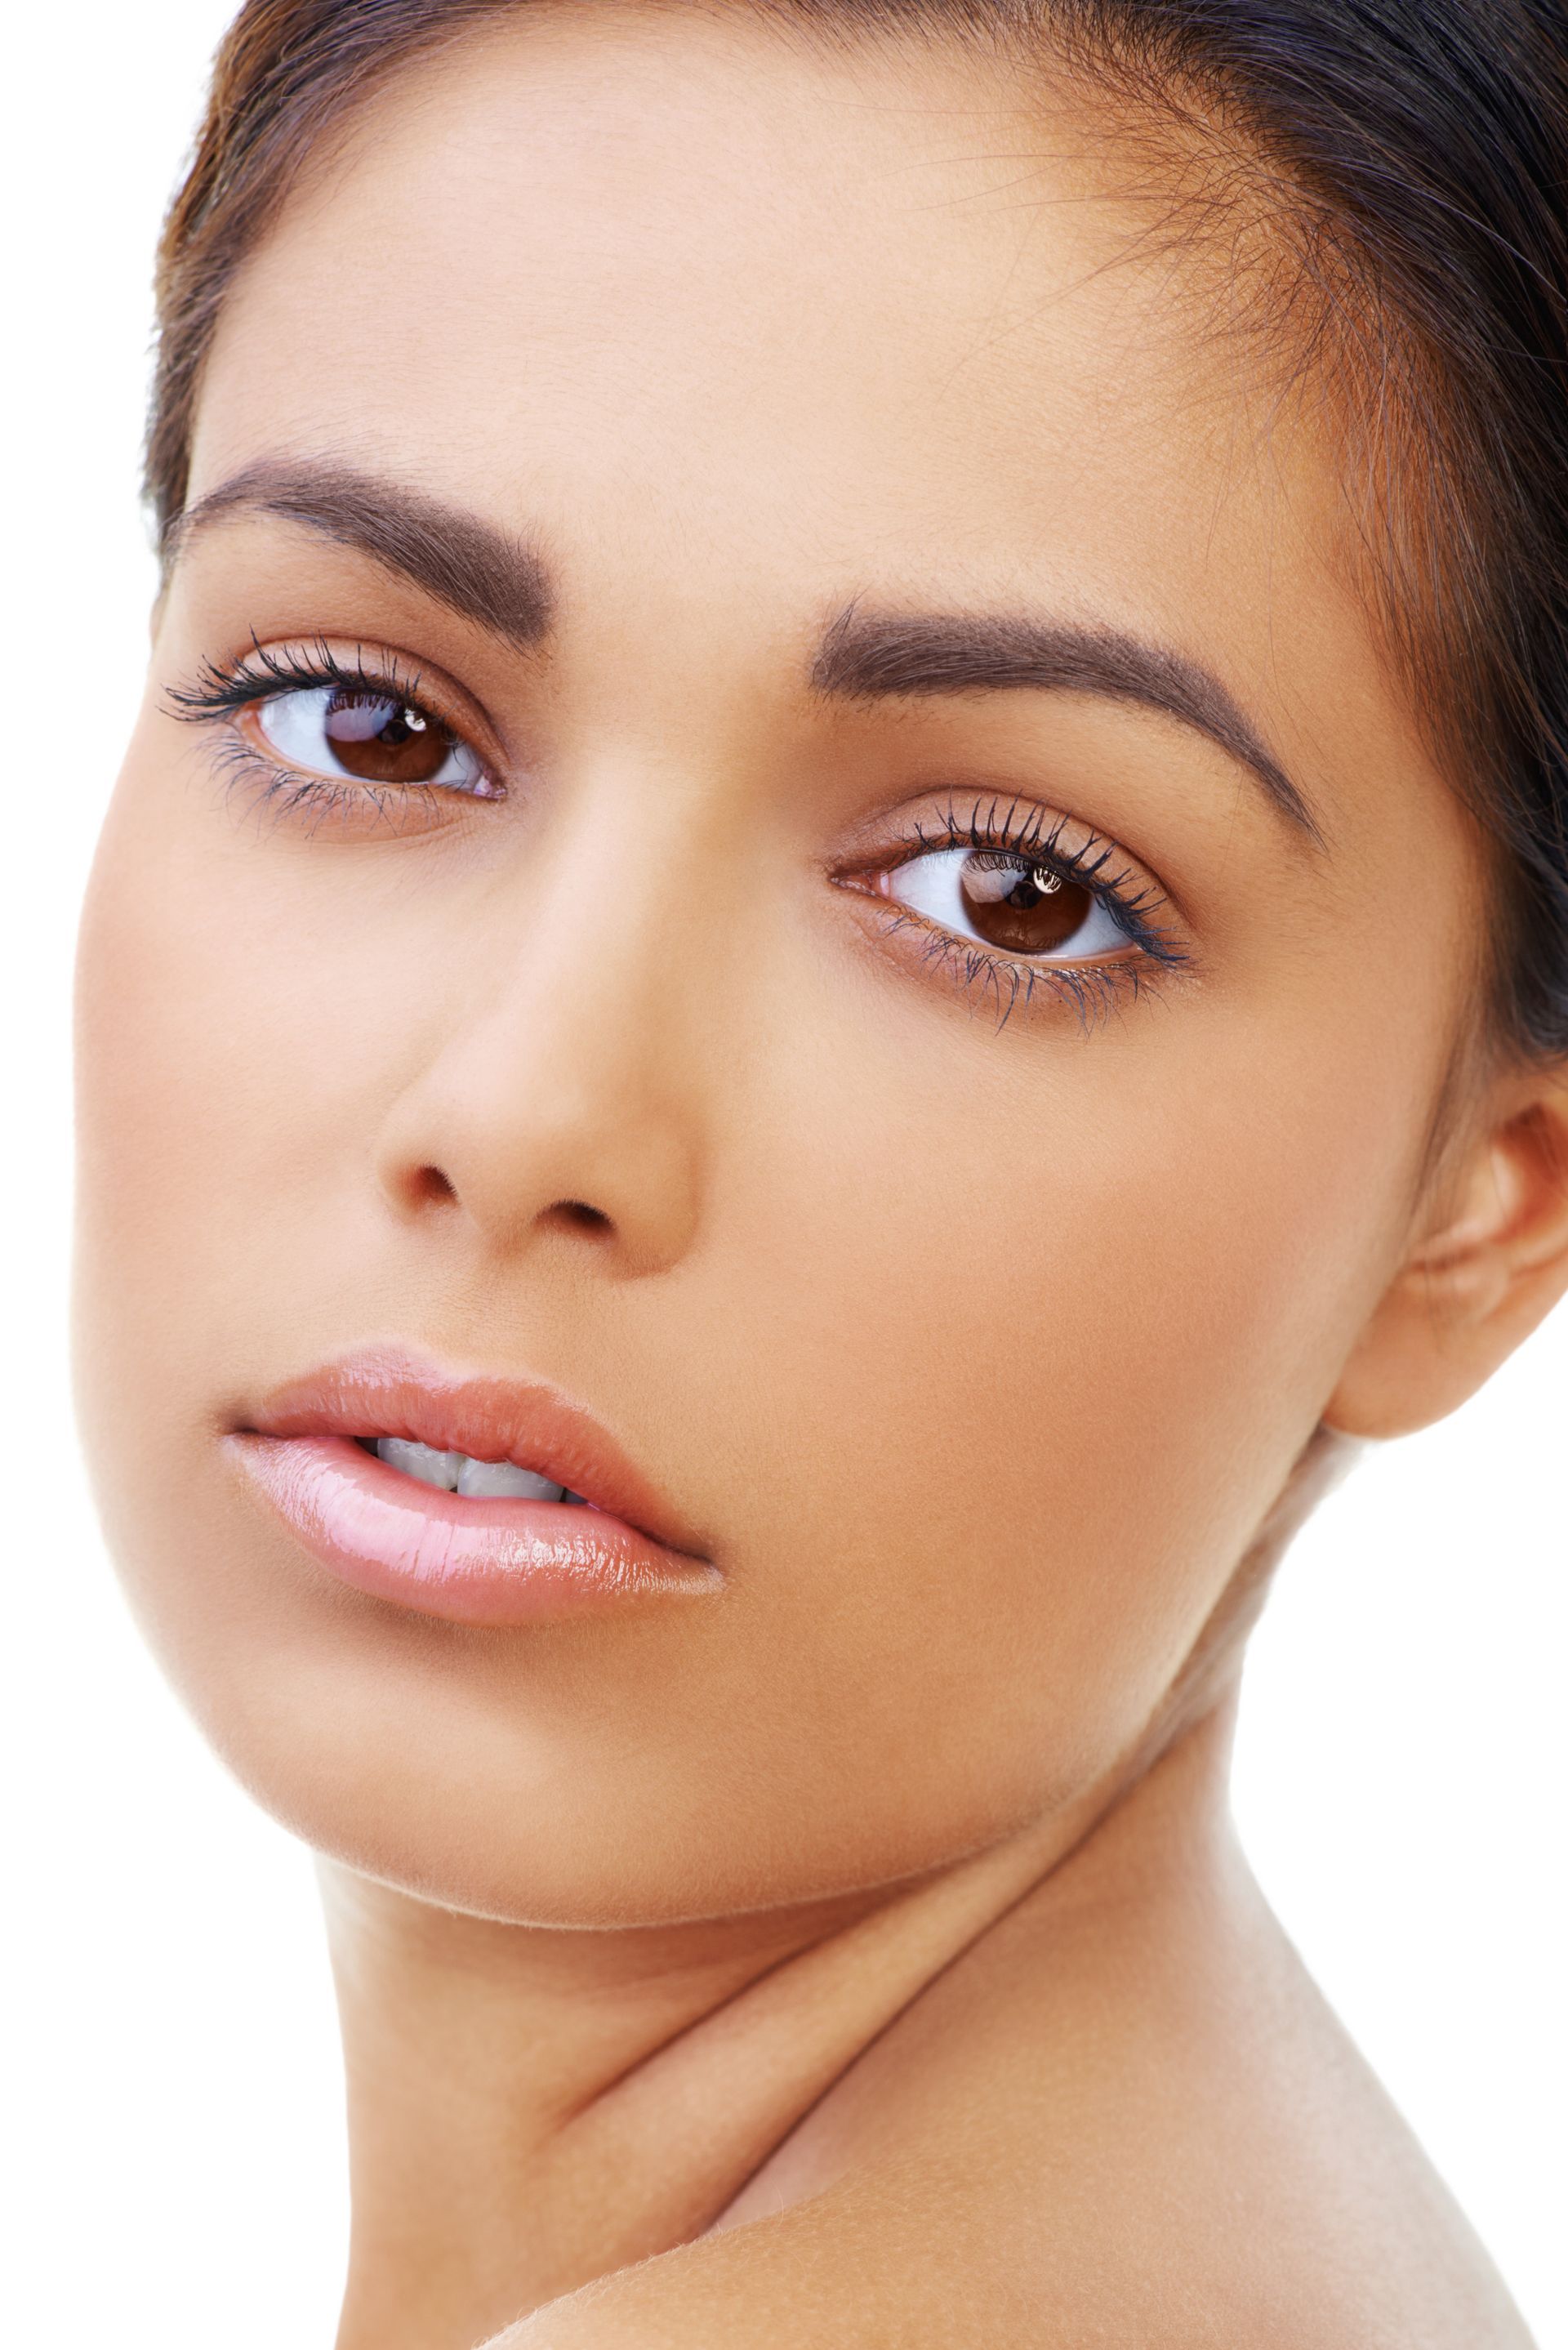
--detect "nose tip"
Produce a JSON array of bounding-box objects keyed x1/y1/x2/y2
[
  {"x1": 368, "y1": 802, "x2": 716, "y2": 1279},
  {"x1": 375, "y1": 1046, "x2": 705, "y2": 1279}
]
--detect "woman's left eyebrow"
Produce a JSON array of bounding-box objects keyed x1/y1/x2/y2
[
  {"x1": 810, "y1": 602, "x2": 1323, "y2": 845},
  {"x1": 165, "y1": 457, "x2": 553, "y2": 649}
]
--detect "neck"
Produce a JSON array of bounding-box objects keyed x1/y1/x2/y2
[{"x1": 327, "y1": 1704, "x2": 1237, "y2": 2350}]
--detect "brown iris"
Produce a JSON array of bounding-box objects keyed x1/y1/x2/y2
[
  {"x1": 959, "y1": 853, "x2": 1090, "y2": 954},
  {"x1": 318, "y1": 689, "x2": 458, "y2": 784}
]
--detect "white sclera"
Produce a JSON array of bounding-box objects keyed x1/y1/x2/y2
[
  {"x1": 259, "y1": 687, "x2": 484, "y2": 790},
  {"x1": 890, "y1": 848, "x2": 1124, "y2": 958}
]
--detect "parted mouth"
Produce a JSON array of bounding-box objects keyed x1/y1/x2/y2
[
  {"x1": 238, "y1": 1340, "x2": 707, "y2": 1558},
  {"x1": 357, "y1": 1436, "x2": 590, "y2": 1505}
]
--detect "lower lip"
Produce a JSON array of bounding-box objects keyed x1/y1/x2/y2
[{"x1": 227, "y1": 1434, "x2": 719, "y2": 1625}]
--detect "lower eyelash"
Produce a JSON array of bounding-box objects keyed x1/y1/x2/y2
[
  {"x1": 207, "y1": 734, "x2": 444, "y2": 837},
  {"x1": 872, "y1": 903, "x2": 1162, "y2": 1033}
]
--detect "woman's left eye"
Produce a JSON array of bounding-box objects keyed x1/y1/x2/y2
[
  {"x1": 256, "y1": 685, "x2": 492, "y2": 792},
  {"x1": 885, "y1": 846, "x2": 1130, "y2": 961}
]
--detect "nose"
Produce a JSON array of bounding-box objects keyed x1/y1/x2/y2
[{"x1": 370, "y1": 810, "x2": 711, "y2": 1280}]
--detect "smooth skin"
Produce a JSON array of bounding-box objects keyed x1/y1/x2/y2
[{"x1": 74, "y1": 8, "x2": 1568, "y2": 2346}]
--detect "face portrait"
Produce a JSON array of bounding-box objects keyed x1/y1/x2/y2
[
  {"x1": 56, "y1": 7, "x2": 1568, "y2": 2345},
  {"x1": 72, "y1": 8, "x2": 1553, "y2": 1929}
]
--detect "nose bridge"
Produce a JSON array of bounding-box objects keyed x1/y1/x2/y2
[
  {"x1": 495, "y1": 799, "x2": 707, "y2": 1132},
  {"x1": 376, "y1": 759, "x2": 733, "y2": 1272}
]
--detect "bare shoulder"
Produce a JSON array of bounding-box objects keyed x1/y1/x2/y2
[
  {"x1": 492, "y1": 2092, "x2": 1532, "y2": 2350},
  {"x1": 494, "y1": 1874, "x2": 1537, "y2": 2350},
  {"x1": 486, "y1": 2171, "x2": 1070, "y2": 2350},
  {"x1": 489, "y1": 2134, "x2": 1533, "y2": 2350}
]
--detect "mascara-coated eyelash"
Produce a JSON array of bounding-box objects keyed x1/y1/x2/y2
[
  {"x1": 846, "y1": 794, "x2": 1190, "y2": 1028},
  {"x1": 167, "y1": 638, "x2": 502, "y2": 819}
]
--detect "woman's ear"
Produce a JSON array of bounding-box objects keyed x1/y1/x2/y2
[{"x1": 1325, "y1": 1068, "x2": 1568, "y2": 1439}]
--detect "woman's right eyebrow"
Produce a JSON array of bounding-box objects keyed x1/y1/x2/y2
[{"x1": 166, "y1": 457, "x2": 554, "y2": 649}]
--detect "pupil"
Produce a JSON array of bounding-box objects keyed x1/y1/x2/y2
[
  {"x1": 323, "y1": 689, "x2": 451, "y2": 784},
  {"x1": 959, "y1": 854, "x2": 1090, "y2": 956}
]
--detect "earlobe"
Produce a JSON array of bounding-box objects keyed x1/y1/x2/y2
[{"x1": 1325, "y1": 1076, "x2": 1568, "y2": 1440}]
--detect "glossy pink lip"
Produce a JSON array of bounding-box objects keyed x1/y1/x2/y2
[{"x1": 226, "y1": 1344, "x2": 719, "y2": 1625}]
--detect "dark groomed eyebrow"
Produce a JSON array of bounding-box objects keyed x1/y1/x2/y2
[
  {"x1": 165, "y1": 457, "x2": 553, "y2": 649},
  {"x1": 811, "y1": 603, "x2": 1321, "y2": 842}
]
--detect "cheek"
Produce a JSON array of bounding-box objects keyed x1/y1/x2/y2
[
  {"x1": 74, "y1": 770, "x2": 401, "y2": 1518},
  {"x1": 718, "y1": 992, "x2": 1423, "y2": 1805},
  {"x1": 78, "y1": 764, "x2": 410, "y2": 1260}
]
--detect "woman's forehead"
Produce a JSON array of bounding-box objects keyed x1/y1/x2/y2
[{"x1": 196, "y1": 15, "x2": 1319, "y2": 558}]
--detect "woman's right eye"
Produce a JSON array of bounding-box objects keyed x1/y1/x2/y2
[{"x1": 256, "y1": 684, "x2": 496, "y2": 794}]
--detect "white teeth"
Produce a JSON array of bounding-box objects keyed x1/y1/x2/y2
[
  {"x1": 456, "y1": 1458, "x2": 564, "y2": 1501},
  {"x1": 376, "y1": 1438, "x2": 465, "y2": 1492},
  {"x1": 373, "y1": 1438, "x2": 570, "y2": 1503}
]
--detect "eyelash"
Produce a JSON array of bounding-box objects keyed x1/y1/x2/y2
[
  {"x1": 854, "y1": 795, "x2": 1190, "y2": 1030},
  {"x1": 167, "y1": 637, "x2": 495, "y2": 827},
  {"x1": 169, "y1": 644, "x2": 1187, "y2": 1027}
]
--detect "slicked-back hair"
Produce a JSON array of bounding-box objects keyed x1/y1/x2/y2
[{"x1": 148, "y1": 0, "x2": 1568, "y2": 1059}]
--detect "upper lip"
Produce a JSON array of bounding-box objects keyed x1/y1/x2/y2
[{"x1": 239, "y1": 1342, "x2": 704, "y2": 1556}]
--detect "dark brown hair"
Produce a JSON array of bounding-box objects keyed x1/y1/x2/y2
[{"x1": 147, "y1": 0, "x2": 1568, "y2": 1058}]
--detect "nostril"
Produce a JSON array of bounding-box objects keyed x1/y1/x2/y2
[
  {"x1": 551, "y1": 1198, "x2": 612, "y2": 1234},
  {"x1": 410, "y1": 1166, "x2": 458, "y2": 1206}
]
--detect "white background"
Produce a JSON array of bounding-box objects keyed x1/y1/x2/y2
[{"x1": 2, "y1": 7, "x2": 1562, "y2": 2345}]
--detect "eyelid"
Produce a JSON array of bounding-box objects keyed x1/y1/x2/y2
[
  {"x1": 827, "y1": 787, "x2": 1196, "y2": 1032},
  {"x1": 169, "y1": 633, "x2": 509, "y2": 776},
  {"x1": 836, "y1": 787, "x2": 1124, "y2": 874},
  {"x1": 835, "y1": 792, "x2": 1188, "y2": 956}
]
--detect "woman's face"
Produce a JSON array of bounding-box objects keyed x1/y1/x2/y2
[{"x1": 75, "y1": 9, "x2": 1484, "y2": 1922}]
